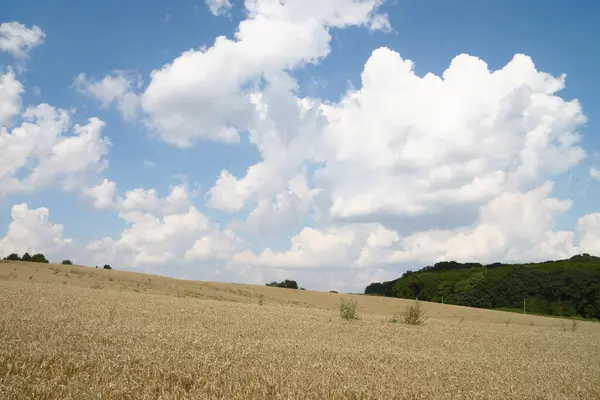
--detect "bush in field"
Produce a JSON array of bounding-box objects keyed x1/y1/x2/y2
[
  {"x1": 340, "y1": 298, "x2": 359, "y2": 320},
  {"x1": 403, "y1": 301, "x2": 427, "y2": 325}
]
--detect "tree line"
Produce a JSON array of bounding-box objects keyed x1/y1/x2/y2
[
  {"x1": 364, "y1": 254, "x2": 600, "y2": 320},
  {"x1": 2, "y1": 253, "x2": 113, "y2": 269}
]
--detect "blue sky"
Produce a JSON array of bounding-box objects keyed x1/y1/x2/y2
[{"x1": 1, "y1": 0, "x2": 599, "y2": 292}]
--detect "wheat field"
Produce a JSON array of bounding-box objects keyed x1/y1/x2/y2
[{"x1": 1, "y1": 261, "x2": 599, "y2": 399}]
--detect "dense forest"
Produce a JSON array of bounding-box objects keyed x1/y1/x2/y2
[{"x1": 364, "y1": 254, "x2": 600, "y2": 320}]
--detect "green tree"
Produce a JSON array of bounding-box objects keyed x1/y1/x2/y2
[
  {"x1": 5, "y1": 253, "x2": 21, "y2": 261},
  {"x1": 31, "y1": 253, "x2": 49, "y2": 263},
  {"x1": 61, "y1": 260, "x2": 73, "y2": 265},
  {"x1": 21, "y1": 253, "x2": 32, "y2": 262},
  {"x1": 266, "y1": 279, "x2": 298, "y2": 289}
]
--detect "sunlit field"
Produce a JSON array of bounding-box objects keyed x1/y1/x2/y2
[{"x1": 1, "y1": 261, "x2": 599, "y2": 399}]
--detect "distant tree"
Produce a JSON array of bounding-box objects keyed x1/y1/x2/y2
[
  {"x1": 95, "y1": 266, "x2": 98, "y2": 268},
  {"x1": 266, "y1": 279, "x2": 298, "y2": 289},
  {"x1": 5, "y1": 253, "x2": 21, "y2": 261},
  {"x1": 103, "y1": 264, "x2": 112, "y2": 270},
  {"x1": 61, "y1": 260, "x2": 73, "y2": 265},
  {"x1": 329, "y1": 290, "x2": 338, "y2": 294},
  {"x1": 21, "y1": 253, "x2": 32, "y2": 262},
  {"x1": 31, "y1": 253, "x2": 49, "y2": 263}
]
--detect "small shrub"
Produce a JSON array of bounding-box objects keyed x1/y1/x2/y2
[
  {"x1": 91, "y1": 284, "x2": 102, "y2": 289},
  {"x1": 340, "y1": 298, "x2": 359, "y2": 320},
  {"x1": 506, "y1": 318, "x2": 511, "y2": 326},
  {"x1": 390, "y1": 314, "x2": 400, "y2": 323},
  {"x1": 103, "y1": 264, "x2": 112, "y2": 270},
  {"x1": 258, "y1": 294, "x2": 265, "y2": 306},
  {"x1": 571, "y1": 318, "x2": 579, "y2": 332},
  {"x1": 61, "y1": 260, "x2": 73, "y2": 265},
  {"x1": 403, "y1": 301, "x2": 426, "y2": 325}
]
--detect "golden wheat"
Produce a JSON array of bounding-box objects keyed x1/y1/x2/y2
[{"x1": 1, "y1": 261, "x2": 599, "y2": 399}]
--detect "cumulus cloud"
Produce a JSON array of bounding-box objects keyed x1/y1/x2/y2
[
  {"x1": 312, "y1": 50, "x2": 586, "y2": 222},
  {"x1": 209, "y1": 49, "x2": 587, "y2": 241},
  {"x1": 83, "y1": 179, "x2": 242, "y2": 269},
  {"x1": 73, "y1": 71, "x2": 142, "y2": 120},
  {"x1": 0, "y1": 22, "x2": 45, "y2": 59},
  {"x1": 139, "y1": 0, "x2": 388, "y2": 147},
  {"x1": 0, "y1": 103, "x2": 111, "y2": 196},
  {"x1": 86, "y1": 205, "x2": 244, "y2": 268},
  {"x1": 82, "y1": 179, "x2": 117, "y2": 210},
  {"x1": 24, "y1": 117, "x2": 111, "y2": 190},
  {"x1": 237, "y1": 182, "x2": 589, "y2": 270},
  {"x1": 0, "y1": 69, "x2": 23, "y2": 127},
  {"x1": 0, "y1": 203, "x2": 72, "y2": 257},
  {"x1": 578, "y1": 213, "x2": 600, "y2": 255},
  {"x1": 83, "y1": 180, "x2": 195, "y2": 216},
  {"x1": 185, "y1": 228, "x2": 244, "y2": 261},
  {"x1": 590, "y1": 167, "x2": 600, "y2": 181}
]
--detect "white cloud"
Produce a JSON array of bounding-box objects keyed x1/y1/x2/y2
[
  {"x1": 315, "y1": 50, "x2": 586, "y2": 221},
  {"x1": 0, "y1": 69, "x2": 23, "y2": 127},
  {"x1": 209, "y1": 49, "x2": 587, "y2": 240},
  {"x1": 185, "y1": 228, "x2": 243, "y2": 261},
  {"x1": 577, "y1": 213, "x2": 600, "y2": 255},
  {"x1": 0, "y1": 22, "x2": 45, "y2": 59},
  {"x1": 0, "y1": 203, "x2": 72, "y2": 257},
  {"x1": 206, "y1": 0, "x2": 232, "y2": 16},
  {"x1": 73, "y1": 71, "x2": 142, "y2": 120},
  {"x1": 590, "y1": 167, "x2": 600, "y2": 181},
  {"x1": 24, "y1": 117, "x2": 111, "y2": 190},
  {"x1": 233, "y1": 171, "x2": 320, "y2": 234},
  {"x1": 86, "y1": 205, "x2": 243, "y2": 268},
  {"x1": 83, "y1": 180, "x2": 195, "y2": 216},
  {"x1": 140, "y1": 0, "x2": 388, "y2": 147},
  {"x1": 0, "y1": 102, "x2": 111, "y2": 196},
  {"x1": 234, "y1": 224, "x2": 376, "y2": 269},
  {"x1": 82, "y1": 179, "x2": 117, "y2": 210},
  {"x1": 385, "y1": 182, "x2": 576, "y2": 265},
  {"x1": 237, "y1": 182, "x2": 585, "y2": 270}
]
